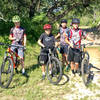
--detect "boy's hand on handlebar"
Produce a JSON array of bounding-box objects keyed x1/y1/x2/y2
[{"x1": 70, "y1": 43, "x2": 74, "y2": 48}]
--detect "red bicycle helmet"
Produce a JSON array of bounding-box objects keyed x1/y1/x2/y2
[{"x1": 43, "y1": 24, "x2": 52, "y2": 30}]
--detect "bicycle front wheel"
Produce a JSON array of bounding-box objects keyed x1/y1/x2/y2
[
  {"x1": 81, "y1": 58, "x2": 91, "y2": 86},
  {"x1": 46, "y1": 57, "x2": 62, "y2": 85},
  {"x1": 0, "y1": 57, "x2": 14, "y2": 88}
]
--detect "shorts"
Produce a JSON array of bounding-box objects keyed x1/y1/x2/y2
[
  {"x1": 39, "y1": 47, "x2": 57, "y2": 65},
  {"x1": 39, "y1": 48, "x2": 48, "y2": 65},
  {"x1": 11, "y1": 45, "x2": 24, "y2": 59},
  {"x1": 68, "y1": 48, "x2": 81, "y2": 63},
  {"x1": 60, "y1": 44, "x2": 68, "y2": 54}
]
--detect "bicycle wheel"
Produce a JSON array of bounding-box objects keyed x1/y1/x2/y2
[
  {"x1": 84, "y1": 51, "x2": 90, "y2": 60},
  {"x1": 46, "y1": 57, "x2": 62, "y2": 85},
  {"x1": 58, "y1": 74, "x2": 69, "y2": 85},
  {"x1": 0, "y1": 57, "x2": 14, "y2": 88},
  {"x1": 81, "y1": 58, "x2": 91, "y2": 86}
]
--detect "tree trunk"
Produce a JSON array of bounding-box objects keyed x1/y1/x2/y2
[{"x1": 29, "y1": 0, "x2": 40, "y2": 18}]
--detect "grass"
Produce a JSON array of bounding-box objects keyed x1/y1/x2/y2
[{"x1": 0, "y1": 41, "x2": 100, "y2": 100}]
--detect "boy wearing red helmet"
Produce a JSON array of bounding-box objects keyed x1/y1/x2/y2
[{"x1": 38, "y1": 24, "x2": 57, "y2": 80}]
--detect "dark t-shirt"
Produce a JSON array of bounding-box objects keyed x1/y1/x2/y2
[{"x1": 39, "y1": 33, "x2": 55, "y2": 49}]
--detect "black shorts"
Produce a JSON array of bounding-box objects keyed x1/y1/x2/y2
[
  {"x1": 39, "y1": 47, "x2": 56, "y2": 65},
  {"x1": 60, "y1": 44, "x2": 68, "y2": 54},
  {"x1": 39, "y1": 49, "x2": 48, "y2": 65},
  {"x1": 68, "y1": 48, "x2": 81, "y2": 63}
]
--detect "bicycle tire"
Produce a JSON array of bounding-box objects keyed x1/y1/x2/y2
[
  {"x1": 81, "y1": 58, "x2": 90, "y2": 86},
  {"x1": 58, "y1": 74, "x2": 69, "y2": 85},
  {"x1": 84, "y1": 51, "x2": 90, "y2": 60},
  {"x1": 0, "y1": 57, "x2": 14, "y2": 88},
  {"x1": 46, "y1": 57, "x2": 62, "y2": 85}
]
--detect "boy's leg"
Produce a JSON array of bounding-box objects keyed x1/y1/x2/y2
[
  {"x1": 68, "y1": 48, "x2": 75, "y2": 76},
  {"x1": 64, "y1": 45, "x2": 70, "y2": 71},
  {"x1": 71, "y1": 61, "x2": 75, "y2": 75},
  {"x1": 65, "y1": 54, "x2": 70, "y2": 71},
  {"x1": 75, "y1": 63, "x2": 79, "y2": 73},
  {"x1": 18, "y1": 48, "x2": 25, "y2": 74},
  {"x1": 64, "y1": 54, "x2": 68, "y2": 65},
  {"x1": 41, "y1": 64, "x2": 46, "y2": 80},
  {"x1": 40, "y1": 51, "x2": 48, "y2": 80},
  {"x1": 62, "y1": 54, "x2": 66, "y2": 66},
  {"x1": 21, "y1": 58, "x2": 25, "y2": 74},
  {"x1": 60, "y1": 45, "x2": 66, "y2": 66},
  {"x1": 74, "y1": 50, "x2": 81, "y2": 74}
]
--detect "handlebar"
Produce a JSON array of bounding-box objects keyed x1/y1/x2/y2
[
  {"x1": 0, "y1": 42, "x2": 26, "y2": 50},
  {"x1": 81, "y1": 42, "x2": 93, "y2": 47}
]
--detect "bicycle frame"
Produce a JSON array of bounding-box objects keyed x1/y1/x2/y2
[{"x1": 5, "y1": 47, "x2": 20, "y2": 69}]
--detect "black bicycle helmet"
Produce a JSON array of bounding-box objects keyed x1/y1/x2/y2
[
  {"x1": 72, "y1": 18, "x2": 80, "y2": 24},
  {"x1": 61, "y1": 19, "x2": 67, "y2": 23}
]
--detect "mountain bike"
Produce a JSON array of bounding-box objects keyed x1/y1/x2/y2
[
  {"x1": 0, "y1": 42, "x2": 26, "y2": 88},
  {"x1": 77, "y1": 43, "x2": 93, "y2": 86},
  {"x1": 81, "y1": 43, "x2": 100, "y2": 86},
  {"x1": 38, "y1": 47, "x2": 63, "y2": 85}
]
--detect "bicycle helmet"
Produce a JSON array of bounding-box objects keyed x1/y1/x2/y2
[
  {"x1": 61, "y1": 19, "x2": 67, "y2": 23},
  {"x1": 72, "y1": 18, "x2": 80, "y2": 24},
  {"x1": 43, "y1": 24, "x2": 52, "y2": 30},
  {"x1": 12, "y1": 15, "x2": 20, "y2": 23}
]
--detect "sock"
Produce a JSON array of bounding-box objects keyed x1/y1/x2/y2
[
  {"x1": 49, "y1": 71, "x2": 52, "y2": 74},
  {"x1": 42, "y1": 72, "x2": 45, "y2": 75},
  {"x1": 22, "y1": 68, "x2": 25, "y2": 73}
]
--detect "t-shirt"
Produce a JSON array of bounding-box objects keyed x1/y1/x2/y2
[
  {"x1": 59, "y1": 27, "x2": 70, "y2": 45},
  {"x1": 10, "y1": 27, "x2": 26, "y2": 45},
  {"x1": 69, "y1": 28, "x2": 87, "y2": 49},
  {"x1": 39, "y1": 33, "x2": 55, "y2": 49}
]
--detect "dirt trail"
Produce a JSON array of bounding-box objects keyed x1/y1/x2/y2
[
  {"x1": 62, "y1": 47, "x2": 100, "y2": 100},
  {"x1": 87, "y1": 48, "x2": 100, "y2": 69},
  {"x1": 87, "y1": 48, "x2": 100, "y2": 88}
]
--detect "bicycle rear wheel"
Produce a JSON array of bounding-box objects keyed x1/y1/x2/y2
[
  {"x1": 46, "y1": 57, "x2": 62, "y2": 85},
  {"x1": 0, "y1": 57, "x2": 14, "y2": 88},
  {"x1": 81, "y1": 58, "x2": 91, "y2": 86}
]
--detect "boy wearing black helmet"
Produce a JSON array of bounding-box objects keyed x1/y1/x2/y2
[
  {"x1": 65, "y1": 18, "x2": 94, "y2": 77},
  {"x1": 55, "y1": 19, "x2": 70, "y2": 71}
]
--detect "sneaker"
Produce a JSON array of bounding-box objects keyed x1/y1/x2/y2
[
  {"x1": 15, "y1": 68, "x2": 18, "y2": 73},
  {"x1": 42, "y1": 75, "x2": 46, "y2": 80},
  {"x1": 65, "y1": 64, "x2": 70, "y2": 72},
  {"x1": 22, "y1": 68, "x2": 25, "y2": 75},
  {"x1": 71, "y1": 73, "x2": 75, "y2": 78}
]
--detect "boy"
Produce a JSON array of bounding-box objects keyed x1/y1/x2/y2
[
  {"x1": 65, "y1": 18, "x2": 94, "y2": 77},
  {"x1": 55, "y1": 19, "x2": 70, "y2": 71},
  {"x1": 9, "y1": 15, "x2": 26, "y2": 75},
  {"x1": 38, "y1": 24, "x2": 57, "y2": 80}
]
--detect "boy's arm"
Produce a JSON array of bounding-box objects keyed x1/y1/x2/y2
[
  {"x1": 38, "y1": 39, "x2": 45, "y2": 48},
  {"x1": 24, "y1": 34, "x2": 26, "y2": 46},
  {"x1": 85, "y1": 35, "x2": 94, "y2": 42},
  {"x1": 82, "y1": 31, "x2": 94, "y2": 42},
  {"x1": 65, "y1": 38, "x2": 73, "y2": 48},
  {"x1": 9, "y1": 34, "x2": 16, "y2": 40},
  {"x1": 55, "y1": 33, "x2": 60, "y2": 39},
  {"x1": 38, "y1": 34, "x2": 45, "y2": 48}
]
